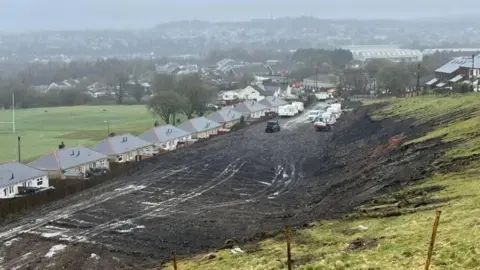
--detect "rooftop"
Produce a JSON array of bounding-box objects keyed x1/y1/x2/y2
[
  {"x1": 139, "y1": 124, "x2": 191, "y2": 144},
  {"x1": 29, "y1": 146, "x2": 107, "y2": 171},
  {"x1": 92, "y1": 134, "x2": 153, "y2": 156},
  {"x1": 0, "y1": 162, "x2": 47, "y2": 189},
  {"x1": 177, "y1": 117, "x2": 221, "y2": 134},
  {"x1": 207, "y1": 109, "x2": 243, "y2": 123}
]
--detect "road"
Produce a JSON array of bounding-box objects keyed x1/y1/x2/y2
[{"x1": 0, "y1": 102, "x2": 332, "y2": 269}]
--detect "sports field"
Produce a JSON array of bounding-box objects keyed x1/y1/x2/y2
[{"x1": 0, "y1": 105, "x2": 169, "y2": 162}]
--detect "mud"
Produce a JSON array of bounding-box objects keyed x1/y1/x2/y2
[{"x1": 0, "y1": 101, "x2": 465, "y2": 269}]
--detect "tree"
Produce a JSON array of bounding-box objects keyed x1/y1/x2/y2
[
  {"x1": 147, "y1": 91, "x2": 187, "y2": 124},
  {"x1": 343, "y1": 68, "x2": 368, "y2": 93},
  {"x1": 175, "y1": 73, "x2": 215, "y2": 118},
  {"x1": 114, "y1": 72, "x2": 128, "y2": 104},
  {"x1": 376, "y1": 64, "x2": 412, "y2": 97},
  {"x1": 364, "y1": 59, "x2": 395, "y2": 78},
  {"x1": 128, "y1": 81, "x2": 145, "y2": 103},
  {"x1": 152, "y1": 73, "x2": 176, "y2": 93}
]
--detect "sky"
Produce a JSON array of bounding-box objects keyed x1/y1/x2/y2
[{"x1": 0, "y1": 0, "x2": 477, "y2": 32}]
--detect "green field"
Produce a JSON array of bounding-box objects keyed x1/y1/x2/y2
[{"x1": 0, "y1": 105, "x2": 169, "y2": 162}]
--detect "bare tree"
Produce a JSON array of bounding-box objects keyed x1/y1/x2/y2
[{"x1": 147, "y1": 91, "x2": 187, "y2": 124}]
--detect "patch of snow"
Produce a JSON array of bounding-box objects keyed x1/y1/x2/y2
[
  {"x1": 90, "y1": 253, "x2": 100, "y2": 259},
  {"x1": 258, "y1": 181, "x2": 272, "y2": 186},
  {"x1": 4, "y1": 238, "x2": 19, "y2": 247},
  {"x1": 230, "y1": 247, "x2": 245, "y2": 254},
  {"x1": 41, "y1": 232, "x2": 63, "y2": 238},
  {"x1": 45, "y1": 244, "x2": 67, "y2": 258},
  {"x1": 22, "y1": 252, "x2": 32, "y2": 258},
  {"x1": 358, "y1": 225, "x2": 368, "y2": 231},
  {"x1": 114, "y1": 185, "x2": 146, "y2": 192},
  {"x1": 136, "y1": 225, "x2": 145, "y2": 229},
  {"x1": 141, "y1": 202, "x2": 161, "y2": 206}
]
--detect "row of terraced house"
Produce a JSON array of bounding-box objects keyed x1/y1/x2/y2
[{"x1": 0, "y1": 96, "x2": 289, "y2": 199}]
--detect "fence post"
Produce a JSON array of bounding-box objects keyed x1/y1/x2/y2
[
  {"x1": 425, "y1": 209, "x2": 442, "y2": 270},
  {"x1": 286, "y1": 224, "x2": 292, "y2": 270},
  {"x1": 172, "y1": 250, "x2": 178, "y2": 270}
]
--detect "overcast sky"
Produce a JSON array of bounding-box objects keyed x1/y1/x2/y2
[{"x1": 0, "y1": 0, "x2": 476, "y2": 32}]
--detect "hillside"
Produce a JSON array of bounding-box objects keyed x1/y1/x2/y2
[{"x1": 165, "y1": 94, "x2": 480, "y2": 270}]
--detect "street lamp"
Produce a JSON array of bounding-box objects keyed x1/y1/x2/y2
[{"x1": 104, "y1": 120, "x2": 110, "y2": 136}]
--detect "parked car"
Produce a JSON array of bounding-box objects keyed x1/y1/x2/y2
[
  {"x1": 313, "y1": 117, "x2": 332, "y2": 132},
  {"x1": 265, "y1": 120, "x2": 281, "y2": 133}
]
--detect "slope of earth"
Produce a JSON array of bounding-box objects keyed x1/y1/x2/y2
[{"x1": 167, "y1": 93, "x2": 480, "y2": 270}]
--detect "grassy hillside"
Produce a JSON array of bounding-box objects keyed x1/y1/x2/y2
[
  {"x1": 0, "y1": 105, "x2": 170, "y2": 162},
  {"x1": 165, "y1": 94, "x2": 480, "y2": 270}
]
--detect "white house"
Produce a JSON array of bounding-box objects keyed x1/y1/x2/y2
[
  {"x1": 139, "y1": 124, "x2": 192, "y2": 151},
  {"x1": 92, "y1": 134, "x2": 155, "y2": 163},
  {"x1": 29, "y1": 146, "x2": 109, "y2": 179},
  {"x1": 177, "y1": 117, "x2": 222, "y2": 139},
  {"x1": 219, "y1": 86, "x2": 263, "y2": 102},
  {"x1": 232, "y1": 100, "x2": 270, "y2": 119},
  {"x1": 0, "y1": 162, "x2": 50, "y2": 199}
]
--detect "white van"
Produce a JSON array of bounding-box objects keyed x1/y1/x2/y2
[
  {"x1": 278, "y1": 105, "x2": 297, "y2": 117},
  {"x1": 307, "y1": 110, "x2": 322, "y2": 122}
]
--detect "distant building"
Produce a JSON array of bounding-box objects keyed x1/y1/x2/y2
[
  {"x1": 341, "y1": 45, "x2": 422, "y2": 63},
  {"x1": 427, "y1": 55, "x2": 480, "y2": 89}
]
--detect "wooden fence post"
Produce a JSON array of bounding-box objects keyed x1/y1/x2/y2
[
  {"x1": 172, "y1": 250, "x2": 178, "y2": 270},
  {"x1": 286, "y1": 224, "x2": 292, "y2": 270},
  {"x1": 425, "y1": 209, "x2": 442, "y2": 270}
]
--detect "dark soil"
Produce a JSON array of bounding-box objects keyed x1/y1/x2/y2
[{"x1": 0, "y1": 101, "x2": 461, "y2": 269}]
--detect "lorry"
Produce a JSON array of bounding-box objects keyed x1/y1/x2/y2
[
  {"x1": 278, "y1": 104, "x2": 298, "y2": 117},
  {"x1": 315, "y1": 92, "x2": 329, "y2": 101},
  {"x1": 327, "y1": 107, "x2": 342, "y2": 120},
  {"x1": 291, "y1": 101, "x2": 304, "y2": 113}
]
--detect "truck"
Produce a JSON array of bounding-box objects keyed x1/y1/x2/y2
[
  {"x1": 278, "y1": 104, "x2": 298, "y2": 117},
  {"x1": 315, "y1": 92, "x2": 329, "y2": 101},
  {"x1": 327, "y1": 107, "x2": 342, "y2": 120},
  {"x1": 291, "y1": 101, "x2": 304, "y2": 113}
]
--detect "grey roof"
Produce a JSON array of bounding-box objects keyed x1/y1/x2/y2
[
  {"x1": 139, "y1": 124, "x2": 191, "y2": 144},
  {"x1": 92, "y1": 134, "x2": 153, "y2": 156},
  {"x1": 0, "y1": 162, "x2": 47, "y2": 189},
  {"x1": 259, "y1": 96, "x2": 289, "y2": 108},
  {"x1": 29, "y1": 146, "x2": 107, "y2": 171},
  {"x1": 458, "y1": 54, "x2": 480, "y2": 69},
  {"x1": 177, "y1": 117, "x2": 221, "y2": 134},
  {"x1": 435, "y1": 57, "x2": 474, "y2": 74},
  {"x1": 232, "y1": 101, "x2": 269, "y2": 114},
  {"x1": 207, "y1": 109, "x2": 243, "y2": 123}
]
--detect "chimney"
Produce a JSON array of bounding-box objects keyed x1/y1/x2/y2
[
  {"x1": 70, "y1": 150, "x2": 75, "y2": 156},
  {"x1": 76, "y1": 151, "x2": 80, "y2": 157},
  {"x1": 125, "y1": 136, "x2": 128, "y2": 141},
  {"x1": 10, "y1": 173, "x2": 14, "y2": 180}
]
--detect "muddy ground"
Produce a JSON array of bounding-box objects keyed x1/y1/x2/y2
[{"x1": 0, "y1": 102, "x2": 450, "y2": 269}]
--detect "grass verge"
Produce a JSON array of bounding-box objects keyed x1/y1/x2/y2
[{"x1": 164, "y1": 93, "x2": 480, "y2": 270}]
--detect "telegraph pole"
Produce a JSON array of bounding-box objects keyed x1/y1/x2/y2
[
  {"x1": 12, "y1": 92, "x2": 15, "y2": 134},
  {"x1": 472, "y1": 54, "x2": 475, "y2": 92},
  {"x1": 417, "y1": 63, "x2": 421, "y2": 96}
]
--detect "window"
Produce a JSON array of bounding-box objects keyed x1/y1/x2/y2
[
  {"x1": 37, "y1": 178, "x2": 43, "y2": 186},
  {"x1": 9, "y1": 186, "x2": 14, "y2": 194},
  {"x1": 3, "y1": 189, "x2": 6, "y2": 197}
]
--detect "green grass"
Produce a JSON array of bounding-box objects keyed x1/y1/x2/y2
[
  {"x1": 164, "y1": 93, "x2": 480, "y2": 270},
  {"x1": 0, "y1": 105, "x2": 178, "y2": 162}
]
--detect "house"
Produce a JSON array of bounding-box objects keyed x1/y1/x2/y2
[
  {"x1": 431, "y1": 55, "x2": 480, "y2": 88},
  {"x1": 218, "y1": 85, "x2": 264, "y2": 102},
  {"x1": 0, "y1": 162, "x2": 50, "y2": 199},
  {"x1": 29, "y1": 146, "x2": 109, "y2": 180},
  {"x1": 259, "y1": 96, "x2": 289, "y2": 113},
  {"x1": 177, "y1": 117, "x2": 222, "y2": 139},
  {"x1": 139, "y1": 124, "x2": 192, "y2": 151},
  {"x1": 92, "y1": 134, "x2": 154, "y2": 163},
  {"x1": 207, "y1": 109, "x2": 243, "y2": 128},
  {"x1": 232, "y1": 100, "x2": 269, "y2": 119},
  {"x1": 228, "y1": 63, "x2": 273, "y2": 77}
]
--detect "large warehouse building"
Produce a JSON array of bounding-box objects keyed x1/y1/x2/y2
[{"x1": 341, "y1": 45, "x2": 423, "y2": 62}]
